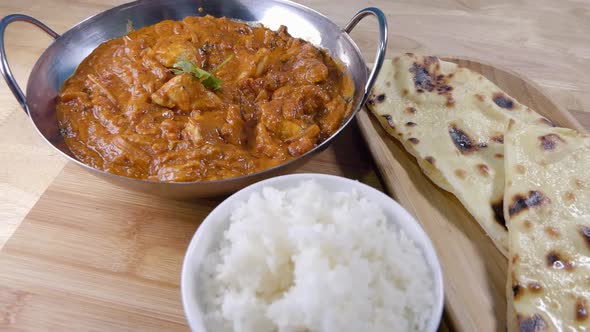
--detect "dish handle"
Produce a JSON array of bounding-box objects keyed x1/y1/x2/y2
[
  {"x1": 343, "y1": 7, "x2": 388, "y2": 107},
  {"x1": 0, "y1": 14, "x2": 60, "y2": 114}
]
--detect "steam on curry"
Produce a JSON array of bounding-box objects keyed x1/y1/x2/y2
[{"x1": 56, "y1": 16, "x2": 354, "y2": 182}]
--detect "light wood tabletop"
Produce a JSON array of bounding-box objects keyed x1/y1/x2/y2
[
  {"x1": 0, "y1": 0, "x2": 589, "y2": 330},
  {"x1": 2, "y1": 0, "x2": 590, "y2": 248},
  {"x1": 0, "y1": 0, "x2": 589, "y2": 262}
]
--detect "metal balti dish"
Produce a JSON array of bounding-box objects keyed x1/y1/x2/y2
[{"x1": 0, "y1": 0, "x2": 387, "y2": 198}]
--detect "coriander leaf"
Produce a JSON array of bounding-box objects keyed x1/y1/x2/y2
[
  {"x1": 169, "y1": 55, "x2": 233, "y2": 91},
  {"x1": 193, "y1": 67, "x2": 212, "y2": 80},
  {"x1": 212, "y1": 55, "x2": 234, "y2": 74},
  {"x1": 201, "y1": 75, "x2": 222, "y2": 90},
  {"x1": 172, "y1": 57, "x2": 196, "y2": 74}
]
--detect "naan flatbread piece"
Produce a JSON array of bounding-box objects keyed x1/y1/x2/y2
[
  {"x1": 367, "y1": 54, "x2": 550, "y2": 256},
  {"x1": 504, "y1": 121, "x2": 590, "y2": 332}
]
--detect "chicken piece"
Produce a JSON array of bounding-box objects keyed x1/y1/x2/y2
[
  {"x1": 182, "y1": 112, "x2": 224, "y2": 146},
  {"x1": 259, "y1": 100, "x2": 302, "y2": 139},
  {"x1": 59, "y1": 87, "x2": 90, "y2": 103},
  {"x1": 139, "y1": 50, "x2": 171, "y2": 92},
  {"x1": 152, "y1": 35, "x2": 201, "y2": 68},
  {"x1": 150, "y1": 150, "x2": 205, "y2": 182},
  {"x1": 285, "y1": 124, "x2": 320, "y2": 143},
  {"x1": 151, "y1": 73, "x2": 222, "y2": 112},
  {"x1": 282, "y1": 42, "x2": 328, "y2": 84},
  {"x1": 220, "y1": 105, "x2": 248, "y2": 145},
  {"x1": 110, "y1": 136, "x2": 150, "y2": 170},
  {"x1": 255, "y1": 49, "x2": 271, "y2": 77},
  {"x1": 124, "y1": 95, "x2": 151, "y2": 122},
  {"x1": 287, "y1": 124, "x2": 320, "y2": 156},
  {"x1": 237, "y1": 48, "x2": 271, "y2": 80},
  {"x1": 254, "y1": 122, "x2": 286, "y2": 158},
  {"x1": 160, "y1": 118, "x2": 184, "y2": 141},
  {"x1": 273, "y1": 85, "x2": 331, "y2": 119},
  {"x1": 319, "y1": 98, "x2": 347, "y2": 135},
  {"x1": 237, "y1": 78, "x2": 265, "y2": 122},
  {"x1": 293, "y1": 58, "x2": 328, "y2": 84},
  {"x1": 135, "y1": 114, "x2": 161, "y2": 136},
  {"x1": 90, "y1": 99, "x2": 124, "y2": 135},
  {"x1": 154, "y1": 163, "x2": 200, "y2": 182}
]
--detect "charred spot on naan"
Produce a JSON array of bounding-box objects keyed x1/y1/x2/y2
[
  {"x1": 507, "y1": 119, "x2": 517, "y2": 131},
  {"x1": 437, "y1": 84, "x2": 453, "y2": 94},
  {"x1": 539, "y1": 133, "x2": 565, "y2": 151},
  {"x1": 476, "y1": 164, "x2": 490, "y2": 177},
  {"x1": 495, "y1": 153, "x2": 504, "y2": 159},
  {"x1": 576, "y1": 298, "x2": 588, "y2": 322},
  {"x1": 493, "y1": 92, "x2": 514, "y2": 109},
  {"x1": 544, "y1": 226, "x2": 561, "y2": 238},
  {"x1": 408, "y1": 137, "x2": 420, "y2": 144},
  {"x1": 410, "y1": 62, "x2": 434, "y2": 92},
  {"x1": 474, "y1": 94, "x2": 484, "y2": 102},
  {"x1": 454, "y1": 169, "x2": 466, "y2": 179},
  {"x1": 564, "y1": 191, "x2": 576, "y2": 202},
  {"x1": 512, "y1": 255, "x2": 520, "y2": 264},
  {"x1": 491, "y1": 134, "x2": 504, "y2": 144},
  {"x1": 405, "y1": 106, "x2": 417, "y2": 114},
  {"x1": 368, "y1": 93, "x2": 385, "y2": 105},
  {"x1": 546, "y1": 250, "x2": 574, "y2": 271},
  {"x1": 381, "y1": 114, "x2": 395, "y2": 128},
  {"x1": 528, "y1": 282, "x2": 543, "y2": 293},
  {"x1": 405, "y1": 121, "x2": 417, "y2": 127},
  {"x1": 425, "y1": 156, "x2": 435, "y2": 165},
  {"x1": 445, "y1": 97, "x2": 456, "y2": 108},
  {"x1": 448, "y1": 125, "x2": 483, "y2": 154},
  {"x1": 518, "y1": 314, "x2": 548, "y2": 332},
  {"x1": 408, "y1": 57, "x2": 454, "y2": 104},
  {"x1": 579, "y1": 225, "x2": 590, "y2": 249},
  {"x1": 491, "y1": 199, "x2": 507, "y2": 230},
  {"x1": 523, "y1": 220, "x2": 533, "y2": 230},
  {"x1": 508, "y1": 191, "x2": 550, "y2": 216},
  {"x1": 512, "y1": 282, "x2": 524, "y2": 299}
]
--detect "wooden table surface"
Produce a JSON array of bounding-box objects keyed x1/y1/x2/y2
[
  {"x1": 2, "y1": 0, "x2": 590, "y2": 247},
  {"x1": 0, "y1": 1, "x2": 589, "y2": 330}
]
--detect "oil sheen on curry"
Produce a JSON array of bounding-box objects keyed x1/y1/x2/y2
[{"x1": 57, "y1": 16, "x2": 354, "y2": 182}]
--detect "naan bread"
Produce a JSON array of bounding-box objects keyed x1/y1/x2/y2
[
  {"x1": 366, "y1": 54, "x2": 551, "y2": 256},
  {"x1": 504, "y1": 121, "x2": 590, "y2": 332}
]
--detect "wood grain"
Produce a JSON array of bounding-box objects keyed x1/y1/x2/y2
[
  {"x1": 0, "y1": 0, "x2": 589, "y2": 330},
  {"x1": 2, "y1": 0, "x2": 590, "y2": 248},
  {"x1": 356, "y1": 58, "x2": 589, "y2": 332}
]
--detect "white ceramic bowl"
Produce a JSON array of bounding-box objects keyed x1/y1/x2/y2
[{"x1": 181, "y1": 173, "x2": 444, "y2": 332}]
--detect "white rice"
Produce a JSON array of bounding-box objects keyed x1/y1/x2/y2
[{"x1": 199, "y1": 180, "x2": 434, "y2": 332}]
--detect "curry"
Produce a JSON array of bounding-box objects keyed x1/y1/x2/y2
[{"x1": 56, "y1": 16, "x2": 354, "y2": 182}]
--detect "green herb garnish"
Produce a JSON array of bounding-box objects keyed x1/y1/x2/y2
[{"x1": 170, "y1": 55, "x2": 233, "y2": 91}]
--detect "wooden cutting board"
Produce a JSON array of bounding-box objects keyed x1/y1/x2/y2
[{"x1": 356, "y1": 57, "x2": 589, "y2": 332}]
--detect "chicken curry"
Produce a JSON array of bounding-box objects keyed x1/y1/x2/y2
[{"x1": 56, "y1": 16, "x2": 354, "y2": 182}]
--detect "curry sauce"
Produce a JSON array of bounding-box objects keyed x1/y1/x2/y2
[{"x1": 56, "y1": 16, "x2": 354, "y2": 182}]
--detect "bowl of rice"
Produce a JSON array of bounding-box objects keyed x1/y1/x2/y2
[{"x1": 181, "y1": 174, "x2": 444, "y2": 332}]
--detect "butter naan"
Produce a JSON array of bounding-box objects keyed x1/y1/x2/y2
[
  {"x1": 367, "y1": 54, "x2": 551, "y2": 256},
  {"x1": 504, "y1": 121, "x2": 590, "y2": 332}
]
